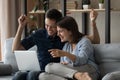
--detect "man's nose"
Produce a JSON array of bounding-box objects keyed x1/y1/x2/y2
[{"x1": 48, "y1": 26, "x2": 52, "y2": 30}]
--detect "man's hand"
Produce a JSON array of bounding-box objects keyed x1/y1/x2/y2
[{"x1": 18, "y1": 14, "x2": 28, "y2": 27}]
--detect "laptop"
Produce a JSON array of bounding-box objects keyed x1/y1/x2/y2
[{"x1": 14, "y1": 51, "x2": 41, "y2": 71}]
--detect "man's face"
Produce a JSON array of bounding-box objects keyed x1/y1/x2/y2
[{"x1": 45, "y1": 18, "x2": 57, "y2": 36}]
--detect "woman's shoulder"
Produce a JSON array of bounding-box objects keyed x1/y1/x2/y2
[
  {"x1": 76, "y1": 37, "x2": 92, "y2": 47},
  {"x1": 76, "y1": 37, "x2": 93, "y2": 49},
  {"x1": 79, "y1": 37, "x2": 91, "y2": 43}
]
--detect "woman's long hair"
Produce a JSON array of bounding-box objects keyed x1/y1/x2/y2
[{"x1": 57, "y1": 16, "x2": 85, "y2": 43}]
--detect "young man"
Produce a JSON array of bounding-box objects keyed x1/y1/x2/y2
[{"x1": 12, "y1": 9, "x2": 64, "y2": 80}]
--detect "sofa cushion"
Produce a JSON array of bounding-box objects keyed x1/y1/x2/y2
[
  {"x1": 3, "y1": 38, "x2": 18, "y2": 73},
  {"x1": 0, "y1": 75, "x2": 13, "y2": 80},
  {"x1": 94, "y1": 43, "x2": 120, "y2": 77},
  {"x1": 102, "y1": 71, "x2": 120, "y2": 80},
  {"x1": 0, "y1": 63, "x2": 12, "y2": 76},
  {"x1": 3, "y1": 38, "x2": 37, "y2": 73}
]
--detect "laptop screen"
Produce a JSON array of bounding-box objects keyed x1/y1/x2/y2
[{"x1": 14, "y1": 51, "x2": 41, "y2": 71}]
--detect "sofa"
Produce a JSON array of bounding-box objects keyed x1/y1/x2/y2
[
  {"x1": 0, "y1": 38, "x2": 37, "y2": 80},
  {"x1": 0, "y1": 38, "x2": 120, "y2": 80}
]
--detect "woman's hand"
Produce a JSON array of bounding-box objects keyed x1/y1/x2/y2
[
  {"x1": 60, "y1": 62, "x2": 68, "y2": 65},
  {"x1": 48, "y1": 49, "x2": 66, "y2": 58},
  {"x1": 90, "y1": 9, "x2": 98, "y2": 22}
]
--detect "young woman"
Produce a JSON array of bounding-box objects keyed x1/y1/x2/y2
[{"x1": 39, "y1": 16, "x2": 99, "y2": 80}]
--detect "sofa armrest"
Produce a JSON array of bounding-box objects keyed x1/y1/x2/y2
[
  {"x1": 0, "y1": 63, "x2": 12, "y2": 76},
  {"x1": 0, "y1": 61, "x2": 3, "y2": 63}
]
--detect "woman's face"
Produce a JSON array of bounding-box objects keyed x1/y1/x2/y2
[{"x1": 57, "y1": 26, "x2": 72, "y2": 42}]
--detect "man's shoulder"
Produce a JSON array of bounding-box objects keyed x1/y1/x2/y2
[
  {"x1": 27, "y1": 29, "x2": 47, "y2": 40},
  {"x1": 34, "y1": 29, "x2": 46, "y2": 34},
  {"x1": 32, "y1": 29, "x2": 47, "y2": 36}
]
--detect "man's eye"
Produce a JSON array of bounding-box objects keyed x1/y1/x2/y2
[
  {"x1": 46, "y1": 24, "x2": 56, "y2": 28},
  {"x1": 59, "y1": 30, "x2": 63, "y2": 33},
  {"x1": 46, "y1": 25, "x2": 48, "y2": 27}
]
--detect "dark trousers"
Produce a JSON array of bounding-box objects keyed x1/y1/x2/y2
[{"x1": 12, "y1": 71, "x2": 44, "y2": 80}]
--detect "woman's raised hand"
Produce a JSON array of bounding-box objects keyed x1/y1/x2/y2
[{"x1": 90, "y1": 9, "x2": 98, "y2": 22}]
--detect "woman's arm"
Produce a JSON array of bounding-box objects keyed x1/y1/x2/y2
[
  {"x1": 86, "y1": 9, "x2": 100, "y2": 44},
  {"x1": 48, "y1": 49, "x2": 76, "y2": 62},
  {"x1": 87, "y1": 21, "x2": 100, "y2": 44}
]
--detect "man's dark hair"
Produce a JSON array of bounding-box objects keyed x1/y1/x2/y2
[{"x1": 45, "y1": 9, "x2": 62, "y2": 22}]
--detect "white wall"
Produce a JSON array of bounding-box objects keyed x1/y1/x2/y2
[
  {"x1": 68, "y1": 0, "x2": 120, "y2": 43},
  {"x1": 50, "y1": 0, "x2": 120, "y2": 43},
  {"x1": 68, "y1": 12, "x2": 120, "y2": 44}
]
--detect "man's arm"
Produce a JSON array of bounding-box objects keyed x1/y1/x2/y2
[
  {"x1": 12, "y1": 15, "x2": 27, "y2": 52},
  {"x1": 87, "y1": 9, "x2": 100, "y2": 44}
]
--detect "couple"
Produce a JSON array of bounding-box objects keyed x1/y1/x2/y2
[{"x1": 12, "y1": 9, "x2": 99, "y2": 80}]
